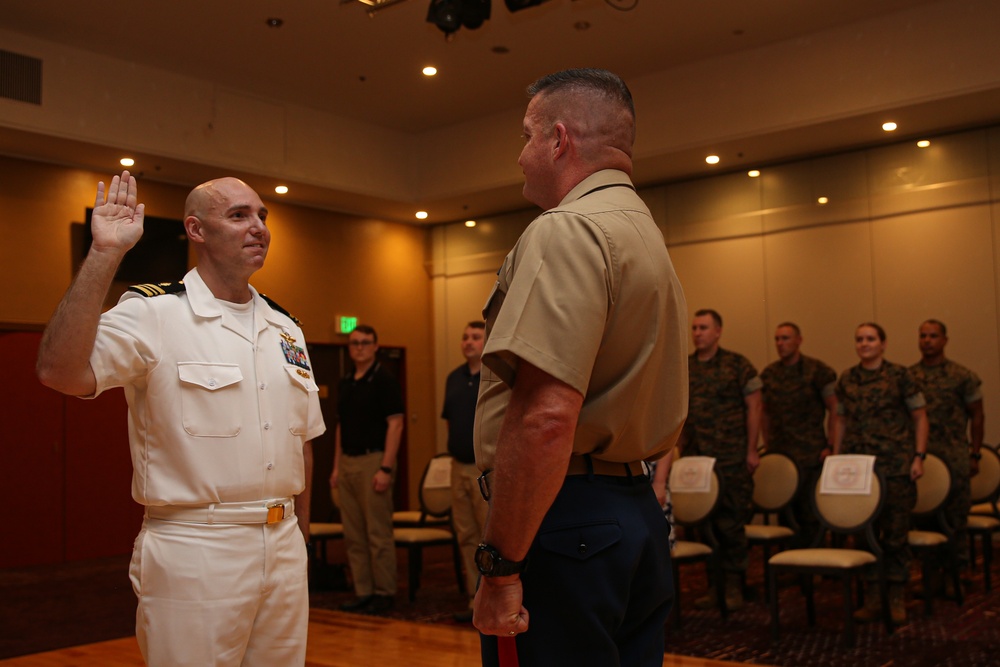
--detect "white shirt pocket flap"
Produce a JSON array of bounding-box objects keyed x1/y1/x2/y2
[
  {"x1": 177, "y1": 363, "x2": 243, "y2": 390},
  {"x1": 284, "y1": 365, "x2": 319, "y2": 392}
]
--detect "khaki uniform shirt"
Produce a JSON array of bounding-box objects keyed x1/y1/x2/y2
[
  {"x1": 474, "y1": 169, "x2": 688, "y2": 469},
  {"x1": 89, "y1": 267, "x2": 326, "y2": 506}
]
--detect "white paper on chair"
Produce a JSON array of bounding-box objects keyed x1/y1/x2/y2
[
  {"x1": 819, "y1": 455, "x2": 876, "y2": 495},
  {"x1": 669, "y1": 456, "x2": 716, "y2": 493},
  {"x1": 424, "y1": 457, "x2": 453, "y2": 489}
]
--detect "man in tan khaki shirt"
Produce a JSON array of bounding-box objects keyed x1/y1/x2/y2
[{"x1": 473, "y1": 68, "x2": 687, "y2": 667}]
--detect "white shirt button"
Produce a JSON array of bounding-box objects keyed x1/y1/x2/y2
[
  {"x1": 264, "y1": 422, "x2": 271, "y2": 430},
  {"x1": 267, "y1": 462, "x2": 274, "y2": 470}
]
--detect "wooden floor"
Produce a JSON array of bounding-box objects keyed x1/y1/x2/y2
[{"x1": 0, "y1": 608, "x2": 744, "y2": 667}]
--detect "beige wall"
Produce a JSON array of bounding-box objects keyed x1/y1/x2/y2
[
  {"x1": 0, "y1": 156, "x2": 436, "y2": 506},
  {"x1": 433, "y1": 126, "x2": 1000, "y2": 445}
]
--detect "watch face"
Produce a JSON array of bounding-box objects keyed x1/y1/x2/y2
[{"x1": 475, "y1": 545, "x2": 496, "y2": 574}]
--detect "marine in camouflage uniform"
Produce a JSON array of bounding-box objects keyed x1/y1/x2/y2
[
  {"x1": 761, "y1": 352, "x2": 837, "y2": 548},
  {"x1": 684, "y1": 347, "x2": 762, "y2": 575},
  {"x1": 835, "y1": 360, "x2": 926, "y2": 584},
  {"x1": 909, "y1": 320, "x2": 985, "y2": 571}
]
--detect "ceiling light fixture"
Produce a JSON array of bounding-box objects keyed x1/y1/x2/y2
[
  {"x1": 817, "y1": 196, "x2": 829, "y2": 205},
  {"x1": 120, "y1": 157, "x2": 135, "y2": 167},
  {"x1": 422, "y1": 66, "x2": 438, "y2": 76},
  {"x1": 882, "y1": 121, "x2": 897, "y2": 132},
  {"x1": 416, "y1": 211, "x2": 429, "y2": 220},
  {"x1": 705, "y1": 155, "x2": 720, "y2": 165},
  {"x1": 275, "y1": 185, "x2": 289, "y2": 194},
  {"x1": 465, "y1": 220, "x2": 477, "y2": 228},
  {"x1": 747, "y1": 169, "x2": 760, "y2": 178},
  {"x1": 427, "y1": 0, "x2": 491, "y2": 36},
  {"x1": 917, "y1": 140, "x2": 930, "y2": 148}
]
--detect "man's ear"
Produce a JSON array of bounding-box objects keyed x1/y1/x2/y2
[
  {"x1": 553, "y1": 123, "x2": 569, "y2": 159},
  {"x1": 184, "y1": 215, "x2": 205, "y2": 244}
]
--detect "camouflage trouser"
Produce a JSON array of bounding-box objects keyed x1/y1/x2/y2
[
  {"x1": 712, "y1": 464, "x2": 753, "y2": 573},
  {"x1": 866, "y1": 475, "x2": 916, "y2": 583}
]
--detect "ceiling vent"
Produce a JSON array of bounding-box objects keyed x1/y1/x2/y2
[{"x1": 0, "y1": 49, "x2": 42, "y2": 105}]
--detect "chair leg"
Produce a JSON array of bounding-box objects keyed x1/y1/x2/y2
[
  {"x1": 769, "y1": 566, "x2": 781, "y2": 641},
  {"x1": 804, "y1": 575, "x2": 816, "y2": 627},
  {"x1": 671, "y1": 562, "x2": 682, "y2": 630},
  {"x1": 842, "y1": 574, "x2": 856, "y2": 648},
  {"x1": 984, "y1": 534, "x2": 994, "y2": 592},
  {"x1": 920, "y1": 555, "x2": 934, "y2": 617},
  {"x1": 408, "y1": 546, "x2": 422, "y2": 603},
  {"x1": 451, "y1": 540, "x2": 466, "y2": 596}
]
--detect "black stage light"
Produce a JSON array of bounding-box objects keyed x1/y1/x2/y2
[
  {"x1": 504, "y1": 0, "x2": 549, "y2": 11},
  {"x1": 427, "y1": 0, "x2": 491, "y2": 35},
  {"x1": 427, "y1": 0, "x2": 462, "y2": 34},
  {"x1": 462, "y1": 0, "x2": 491, "y2": 30}
]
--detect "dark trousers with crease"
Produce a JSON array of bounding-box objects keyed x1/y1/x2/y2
[{"x1": 480, "y1": 472, "x2": 673, "y2": 667}]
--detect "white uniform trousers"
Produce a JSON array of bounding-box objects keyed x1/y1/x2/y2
[{"x1": 129, "y1": 514, "x2": 308, "y2": 666}]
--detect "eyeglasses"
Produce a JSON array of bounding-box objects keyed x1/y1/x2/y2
[{"x1": 348, "y1": 340, "x2": 374, "y2": 348}]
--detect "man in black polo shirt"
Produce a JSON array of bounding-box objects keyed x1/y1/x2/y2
[
  {"x1": 331, "y1": 324, "x2": 404, "y2": 614},
  {"x1": 441, "y1": 321, "x2": 488, "y2": 622}
]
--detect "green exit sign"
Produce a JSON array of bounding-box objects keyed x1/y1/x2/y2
[{"x1": 337, "y1": 316, "x2": 358, "y2": 334}]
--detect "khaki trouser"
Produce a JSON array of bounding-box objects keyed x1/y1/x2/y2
[
  {"x1": 339, "y1": 451, "x2": 397, "y2": 596},
  {"x1": 451, "y1": 460, "x2": 489, "y2": 604}
]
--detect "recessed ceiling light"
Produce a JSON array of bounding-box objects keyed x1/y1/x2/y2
[
  {"x1": 275, "y1": 185, "x2": 289, "y2": 194},
  {"x1": 747, "y1": 169, "x2": 760, "y2": 178},
  {"x1": 120, "y1": 157, "x2": 135, "y2": 167},
  {"x1": 882, "y1": 122, "x2": 897, "y2": 132},
  {"x1": 416, "y1": 211, "x2": 429, "y2": 220},
  {"x1": 917, "y1": 140, "x2": 931, "y2": 148},
  {"x1": 464, "y1": 220, "x2": 476, "y2": 228},
  {"x1": 266, "y1": 17, "x2": 283, "y2": 28},
  {"x1": 422, "y1": 66, "x2": 437, "y2": 76},
  {"x1": 817, "y1": 196, "x2": 829, "y2": 205},
  {"x1": 705, "y1": 155, "x2": 720, "y2": 165}
]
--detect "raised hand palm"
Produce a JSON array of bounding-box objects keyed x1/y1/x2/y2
[{"x1": 91, "y1": 171, "x2": 145, "y2": 253}]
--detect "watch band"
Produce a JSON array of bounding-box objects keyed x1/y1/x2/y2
[{"x1": 476, "y1": 543, "x2": 528, "y2": 577}]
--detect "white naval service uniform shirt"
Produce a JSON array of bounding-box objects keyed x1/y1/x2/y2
[{"x1": 88, "y1": 266, "x2": 326, "y2": 507}]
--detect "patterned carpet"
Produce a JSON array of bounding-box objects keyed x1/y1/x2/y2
[{"x1": 4, "y1": 539, "x2": 1000, "y2": 665}]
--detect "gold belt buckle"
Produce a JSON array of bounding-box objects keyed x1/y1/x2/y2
[{"x1": 266, "y1": 503, "x2": 285, "y2": 524}]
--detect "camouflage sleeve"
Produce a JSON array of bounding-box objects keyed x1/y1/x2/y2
[
  {"x1": 897, "y1": 363, "x2": 926, "y2": 410},
  {"x1": 834, "y1": 372, "x2": 848, "y2": 415},
  {"x1": 815, "y1": 360, "x2": 838, "y2": 397},
  {"x1": 964, "y1": 369, "x2": 984, "y2": 405},
  {"x1": 738, "y1": 354, "x2": 761, "y2": 395}
]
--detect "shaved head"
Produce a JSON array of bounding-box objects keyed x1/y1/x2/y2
[{"x1": 185, "y1": 177, "x2": 254, "y2": 220}]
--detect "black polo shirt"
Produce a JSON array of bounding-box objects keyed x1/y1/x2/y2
[
  {"x1": 337, "y1": 362, "x2": 404, "y2": 456},
  {"x1": 441, "y1": 363, "x2": 480, "y2": 464}
]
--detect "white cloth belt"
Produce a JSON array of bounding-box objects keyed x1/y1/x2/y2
[{"x1": 145, "y1": 498, "x2": 295, "y2": 525}]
